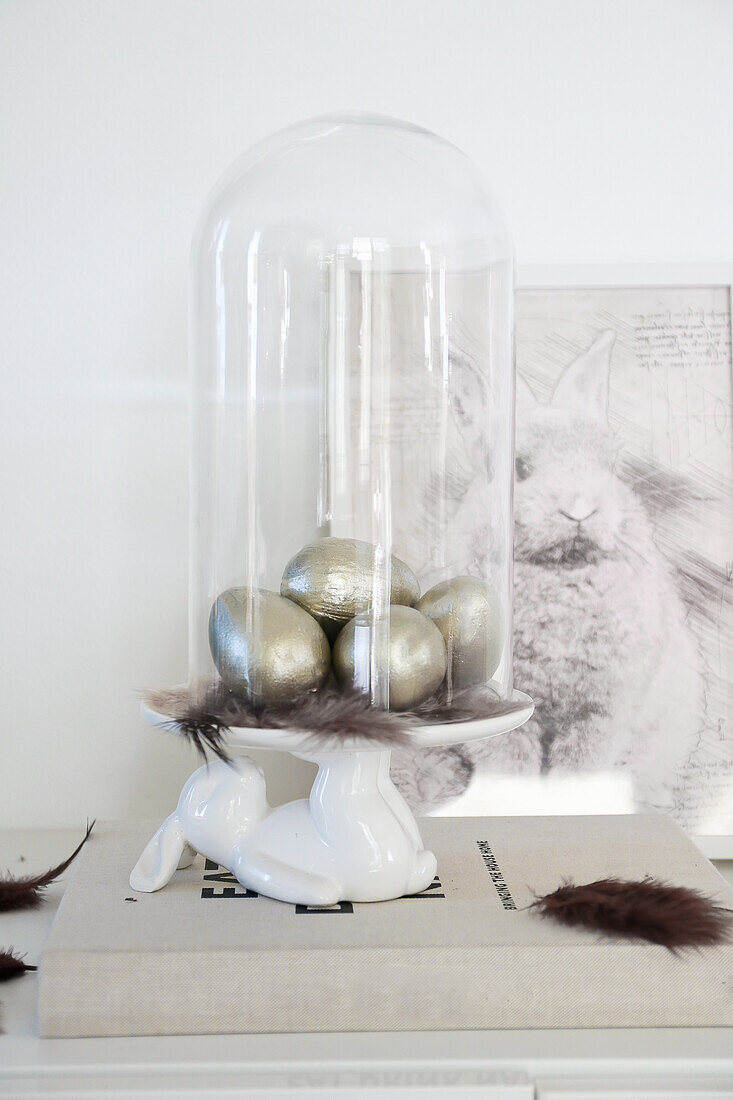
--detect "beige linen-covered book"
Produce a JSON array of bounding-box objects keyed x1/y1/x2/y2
[{"x1": 39, "y1": 815, "x2": 733, "y2": 1037}]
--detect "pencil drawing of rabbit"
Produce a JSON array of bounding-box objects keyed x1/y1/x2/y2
[{"x1": 391, "y1": 330, "x2": 704, "y2": 816}]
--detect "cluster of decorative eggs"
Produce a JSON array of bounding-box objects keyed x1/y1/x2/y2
[{"x1": 209, "y1": 537, "x2": 504, "y2": 711}]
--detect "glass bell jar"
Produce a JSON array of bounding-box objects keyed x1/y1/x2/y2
[
  {"x1": 189, "y1": 112, "x2": 524, "y2": 722},
  {"x1": 134, "y1": 114, "x2": 532, "y2": 906}
]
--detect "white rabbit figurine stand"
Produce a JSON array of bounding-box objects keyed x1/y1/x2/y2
[
  {"x1": 131, "y1": 693, "x2": 533, "y2": 905},
  {"x1": 131, "y1": 749, "x2": 437, "y2": 905}
]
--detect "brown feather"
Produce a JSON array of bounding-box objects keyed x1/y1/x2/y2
[
  {"x1": 145, "y1": 680, "x2": 529, "y2": 762},
  {"x1": 411, "y1": 682, "x2": 529, "y2": 724},
  {"x1": 146, "y1": 682, "x2": 411, "y2": 759},
  {"x1": 0, "y1": 821, "x2": 95, "y2": 913},
  {"x1": 0, "y1": 948, "x2": 36, "y2": 982},
  {"x1": 530, "y1": 877, "x2": 733, "y2": 951}
]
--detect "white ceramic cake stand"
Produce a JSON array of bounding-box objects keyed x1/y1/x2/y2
[{"x1": 131, "y1": 690, "x2": 533, "y2": 906}]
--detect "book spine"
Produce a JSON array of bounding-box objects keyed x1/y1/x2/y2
[{"x1": 38, "y1": 944, "x2": 733, "y2": 1037}]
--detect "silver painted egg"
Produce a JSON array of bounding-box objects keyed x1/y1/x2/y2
[
  {"x1": 209, "y1": 587, "x2": 330, "y2": 706},
  {"x1": 333, "y1": 604, "x2": 447, "y2": 711},
  {"x1": 416, "y1": 576, "x2": 504, "y2": 689},
  {"x1": 281, "y1": 537, "x2": 420, "y2": 639}
]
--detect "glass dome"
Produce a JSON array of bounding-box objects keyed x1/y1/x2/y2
[{"x1": 189, "y1": 112, "x2": 515, "y2": 720}]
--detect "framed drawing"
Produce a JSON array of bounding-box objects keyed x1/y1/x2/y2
[{"x1": 389, "y1": 265, "x2": 733, "y2": 858}]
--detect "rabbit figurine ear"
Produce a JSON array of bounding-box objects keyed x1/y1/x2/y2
[{"x1": 550, "y1": 330, "x2": 615, "y2": 423}]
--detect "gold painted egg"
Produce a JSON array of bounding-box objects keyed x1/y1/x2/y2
[
  {"x1": 209, "y1": 587, "x2": 330, "y2": 706},
  {"x1": 281, "y1": 536, "x2": 420, "y2": 639},
  {"x1": 333, "y1": 604, "x2": 447, "y2": 711},
  {"x1": 416, "y1": 576, "x2": 504, "y2": 689}
]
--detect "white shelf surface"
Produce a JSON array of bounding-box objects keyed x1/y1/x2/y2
[{"x1": 1, "y1": 829, "x2": 732, "y2": 1099}]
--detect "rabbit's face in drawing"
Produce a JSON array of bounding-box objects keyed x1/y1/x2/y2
[{"x1": 514, "y1": 331, "x2": 647, "y2": 568}]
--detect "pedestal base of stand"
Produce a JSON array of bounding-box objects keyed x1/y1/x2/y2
[{"x1": 130, "y1": 748, "x2": 437, "y2": 906}]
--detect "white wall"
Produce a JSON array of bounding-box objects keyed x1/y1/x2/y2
[{"x1": 1, "y1": 0, "x2": 731, "y2": 829}]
